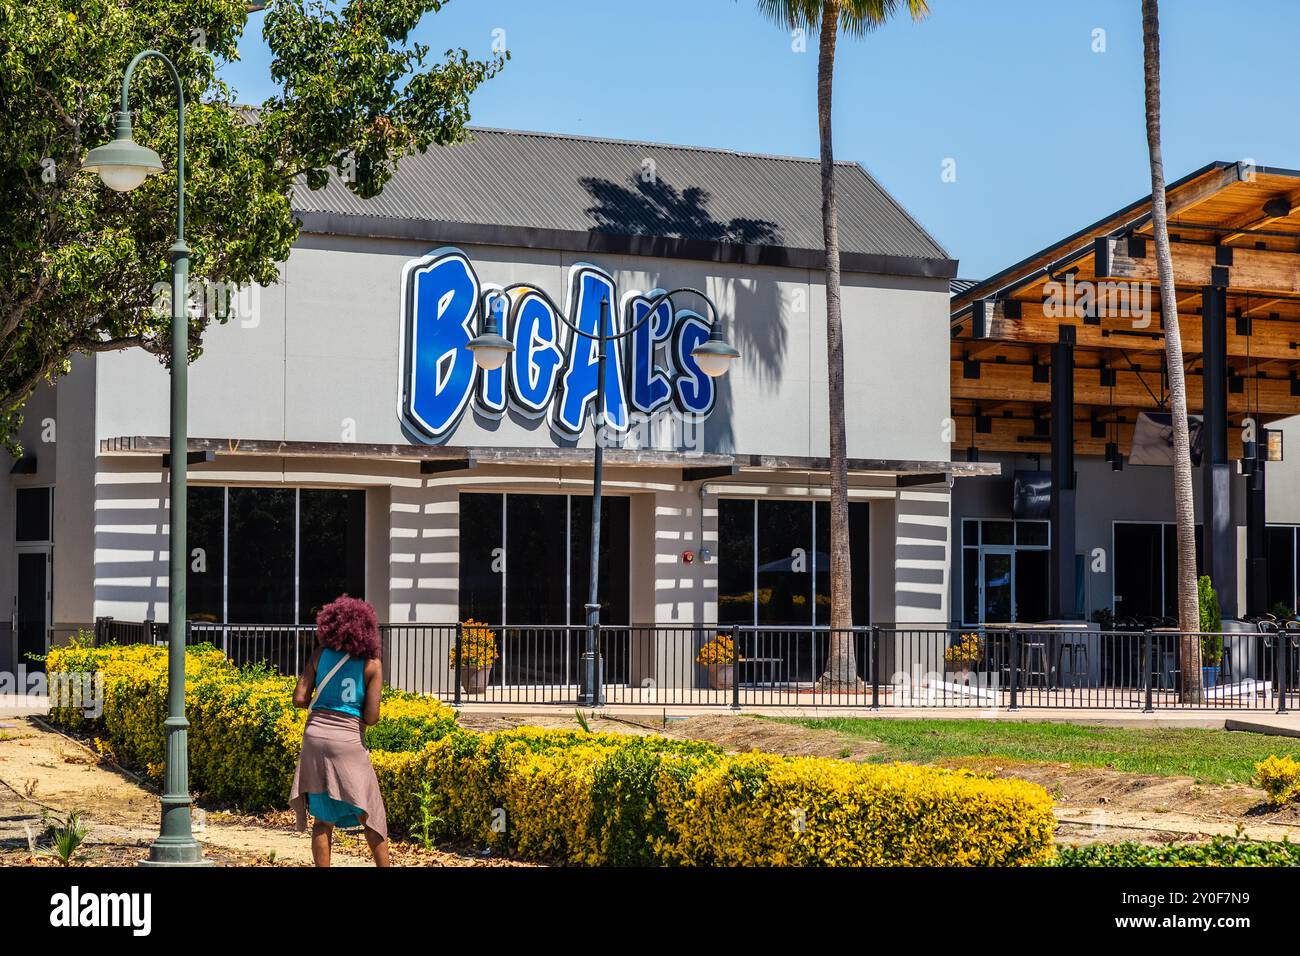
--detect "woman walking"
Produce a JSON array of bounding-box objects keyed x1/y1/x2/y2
[{"x1": 290, "y1": 595, "x2": 390, "y2": 867}]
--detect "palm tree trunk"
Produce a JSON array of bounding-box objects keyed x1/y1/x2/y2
[
  {"x1": 1142, "y1": 0, "x2": 1202, "y2": 702},
  {"x1": 815, "y1": 1, "x2": 861, "y2": 690}
]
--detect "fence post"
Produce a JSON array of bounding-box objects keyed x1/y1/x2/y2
[
  {"x1": 870, "y1": 626, "x2": 881, "y2": 710},
  {"x1": 594, "y1": 622, "x2": 605, "y2": 707},
  {"x1": 730, "y1": 624, "x2": 741, "y2": 711},
  {"x1": 1141, "y1": 629, "x2": 1155, "y2": 713},
  {"x1": 1278, "y1": 633, "x2": 1290, "y2": 716},
  {"x1": 1003, "y1": 629, "x2": 1013, "y2": 712},
  {"x1": 453, "y1": 622, "x2": 463, "y2": 708}
]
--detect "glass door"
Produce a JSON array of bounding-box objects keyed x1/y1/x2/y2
[
  {"x1": 981, "y1": 549, "x2": 1014, "y2": 624},
  {"x1": 15, "y1": 547, "x2": 50, "y2": 672}
]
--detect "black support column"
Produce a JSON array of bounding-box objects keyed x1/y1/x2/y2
[
  {"x1": 1201, "y1": 284, "x2": 1237, "y2": 617},
  {"x1": 1050, "y1": 326, "x2": 1077, "y2": 619},
  {"x1": 1245, "y1": 453, "x2": 1267, "y2": 616}
]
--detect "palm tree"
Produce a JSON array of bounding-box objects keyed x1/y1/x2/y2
[
  {"x1": 1141, "y1": 0, "x2": 1201, "y2": 701},
  {"x1": 752, "y1": 0, "x2": 928, "y2": 689}
]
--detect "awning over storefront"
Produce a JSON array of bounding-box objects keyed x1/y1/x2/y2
[{"x1": 100, "y1": 435, "x2": 1000, "y2": 483}]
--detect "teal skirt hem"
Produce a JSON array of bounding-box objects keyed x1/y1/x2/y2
[{"x1": 307, "y1": 791, "x2": 365, "y2": 829}]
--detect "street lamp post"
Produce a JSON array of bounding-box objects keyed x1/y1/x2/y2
[
  {"x1": 469, "y1": 286, "x2": 739, "y2": 707},
  {"x1": 82, "y1": 50, "x2": 206, "y2": 866}
]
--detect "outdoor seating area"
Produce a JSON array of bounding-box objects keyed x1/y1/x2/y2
[{"x1": 92, "y1": 617, "x2": 1298, "y2": 712}]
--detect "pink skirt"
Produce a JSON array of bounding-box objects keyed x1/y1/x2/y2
[{"x1": 289, "y1": 708, "x2": 388, "y2": 840}]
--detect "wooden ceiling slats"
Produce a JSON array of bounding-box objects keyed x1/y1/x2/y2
[
  {"x1": 950, "y1": 359, "x2": 1297, "y2": 416},
  {"x1": 952, "y1": 416, "x2": 1249, "y2": 459}
]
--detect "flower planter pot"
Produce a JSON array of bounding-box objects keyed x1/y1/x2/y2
[
  {"x1": 945, "y1": 664, "x2": 974, "y2": 684},
  {"x1": 460, "y1": 665, "x2": 492, "y2": 694},
  {"x1": 707, "y1": 664, "x2": 734, "y2": 691},
  {"x1": 1202, "y1": 665, "x2": 1221, "y2": 690}
]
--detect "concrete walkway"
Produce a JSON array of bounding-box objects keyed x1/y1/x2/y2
[{"x1": 0, "y1": 695, "x2": 48, "y2": 718}]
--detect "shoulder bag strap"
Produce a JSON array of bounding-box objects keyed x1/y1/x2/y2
[{"x1": 311, "y1": 652, "x2": 352, "y2": 703}]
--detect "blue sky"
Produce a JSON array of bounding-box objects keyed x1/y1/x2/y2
[{"x1": 223, "y1": 0, "x2": 1300, "y2": 279}]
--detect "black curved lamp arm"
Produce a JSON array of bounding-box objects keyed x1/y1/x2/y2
[
  {"x1": 493, "y1": 283, "x2": 724, "y2": 340},
  {"x1": 121, "y1": 49, "x2": 185, "y2": 242}
]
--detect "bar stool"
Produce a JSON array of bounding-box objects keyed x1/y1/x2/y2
[
  {"x1": 1153, "y1": 650, "x2": 1180, "y2": 690},
  {"x1": 1021, "y1": 640, "x2": 1049, "y2": 687},
  {"x1": 1056, "y1": 639, "x2": 1090, "y2": 687}
]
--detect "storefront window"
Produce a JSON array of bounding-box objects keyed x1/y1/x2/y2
[
  {"x1": 958, "y1": 518, "x2": 1050, "y2": 626},
  {"x1": 228, "y1": 488, "x2": 295, "y2": 624},
  {"x1": 457, "y1": 493, "x2": 629, "y2": 626},
  {"x1": 458, "y1": 493, "x2": 504, "y2": 623},
  {"x1": 757, "y1": 501, "x2": 813, "y2": 626},
  {"x1": 186, "y1": 487, "x2": 366, "y2": 624},
  {"x1": 719, "y1": 498, "x2": 870, "y2": 627},
  {"x1": 187, "y1": 487, "x2": 224, "y2": 623},
  {"x1": 569, "y1": 496, "x2": 630, "y2": 626},
  {"x1": 15, "y1": 487, "x2": 51, "y2": 542},
  {"x1": 718, "y1": 499, "x2": 755, "y2": 624},
  {"x1": 299, "y1": 490, "x2": 367, "y2": 623},
  {"x1": 1266, "y1": 526, "x2": 1299, "y2": 615},
  {"x1": 508, "y1": 494, "x2": 568, "y2": 625},
  {"x1": 1112, "y1": 521, "x2": 1202, "y2": 623}
]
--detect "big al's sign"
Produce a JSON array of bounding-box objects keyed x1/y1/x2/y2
[{"x1": 398, "y1": 248, "x2": 719, "y2": 442}]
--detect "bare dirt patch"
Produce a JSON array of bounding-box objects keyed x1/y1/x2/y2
[
  {"x1": 637, "y1": 713, "x2": 885, "y2": 760},
  {"x1": 935, "y1": 756, "x2": 1300, "y2": 844}
]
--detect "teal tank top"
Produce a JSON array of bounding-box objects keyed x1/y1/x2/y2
[{"x1": 312, "y1": 647, "x2": 366, "y2": 718}]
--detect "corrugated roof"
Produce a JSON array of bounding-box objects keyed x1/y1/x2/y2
[
  {"x1": 950, "y1": 278, "x2": 980, "y2": 297},
  {"x1": 291, "y1": 127, "x2": 949, "y2": 262}
]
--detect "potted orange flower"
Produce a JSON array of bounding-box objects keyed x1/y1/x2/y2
[
  {"x1": 696, "y1": 634, "x2": 737, "y2": 691},
  {"x1": 450, "y1": 620, "x2": 499, "y2": 693}
]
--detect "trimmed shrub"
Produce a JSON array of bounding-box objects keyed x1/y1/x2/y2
[
  {"x1": 653, "y1": 752, "x2": 1056, "y2": 866},
  {"x1": 48, "y1": 642, "x2": 1057, "y2": 866},
  {"x1": 1255, "y1": 755, "x2": 1300, "y2": 806},
  {"x1": 1056, "y1": 835, "x2": 1300, "y2": 867}
]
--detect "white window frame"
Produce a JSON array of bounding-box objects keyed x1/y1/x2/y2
[{"x1": 959, "y1": 518, "x2": 1051, "y2": 627}]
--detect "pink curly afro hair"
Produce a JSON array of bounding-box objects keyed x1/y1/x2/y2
[{"x1": 315, "y1": 595, "x2": 381, "y2": 660}]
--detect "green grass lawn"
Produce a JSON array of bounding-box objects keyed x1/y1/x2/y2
[{"x1": 778, "y1": 718, "x2": 1300, "y2": 785}]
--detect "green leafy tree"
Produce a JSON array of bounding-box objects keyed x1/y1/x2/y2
[
  {"x1": 0, "y1": 0, "x2": 504, "y2": 449},
  {"x1": 749, "y1": 0, "x2": 928, "y2": 689}
]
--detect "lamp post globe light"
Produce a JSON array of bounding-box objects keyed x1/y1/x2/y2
[
  {"x1": 83, "y1": 50, "x2": 207, "y2": 866},
  {"x1": 469, "y1": 285, "x2": 738, "y2": 706}
]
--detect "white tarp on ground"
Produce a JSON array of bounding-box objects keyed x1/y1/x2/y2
[
  {"x1": 901, "y1": 678, "x2": 997, "y2": 705},
  {"x1": 1204, "y1": 679, "x2": 1271, "y2": 700}
]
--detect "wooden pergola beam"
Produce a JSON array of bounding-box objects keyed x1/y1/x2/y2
[
  {"x1": 951, "y1": 163, "x2": 1248, "y2": 311},
  {"x1": 961, "y1": 298, "x2": 1300, "y2": 361},
  {"x1": 1096, "y1": 236, "x2": 1300, "y2": 295}
]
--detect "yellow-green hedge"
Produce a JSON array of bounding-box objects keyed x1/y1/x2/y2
[{"x1": 48, "y1": 642, "x2": 1057, "y2": 866}]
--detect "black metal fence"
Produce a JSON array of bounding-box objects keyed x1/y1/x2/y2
[{"x1": 88, "y1": 618, "x2": 1299, "y2": 712}]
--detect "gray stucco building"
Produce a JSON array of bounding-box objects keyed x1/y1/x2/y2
[{"x1": 3, "y1": 128, "x2": 985, "y2": 688}]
